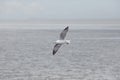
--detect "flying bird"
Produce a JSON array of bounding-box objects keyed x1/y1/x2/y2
[{"x1": 53, "y1": 26, "x2": 70, "y2": 55}]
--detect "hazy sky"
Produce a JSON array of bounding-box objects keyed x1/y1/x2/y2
[{"x1": 0, "y1": 0, "x2": 120, "y2": 20}]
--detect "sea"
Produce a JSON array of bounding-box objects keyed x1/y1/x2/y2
[{"x1": 0, "y1": 24, "x2": 120, "y2": 80}]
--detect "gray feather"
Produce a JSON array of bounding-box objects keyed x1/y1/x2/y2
[
  {"x1": 53, "y1": 44, "x2": 62, "y2": 55},
  {"x1": 60, "y1": 26, "x2": 69, "y2": 40}
]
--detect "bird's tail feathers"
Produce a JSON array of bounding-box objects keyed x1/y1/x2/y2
[{"x1": 66, "y1": 40, "x2": 70, "y2": 44}]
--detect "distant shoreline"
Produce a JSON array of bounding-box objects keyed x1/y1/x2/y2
[
  {"x1": 0, "y1": 20, "x2": 120, "y2": 29},
  {"x1": 0, "y1": 20, "x2": 120, "y2": 24}
]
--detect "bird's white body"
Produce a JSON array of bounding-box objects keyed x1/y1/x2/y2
[{"x1": 55, "y1": 40, "x2": 70, "y2": 44}]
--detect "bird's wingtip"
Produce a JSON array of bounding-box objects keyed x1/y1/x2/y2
[
  {"x1": 53, "y1": 51, "x2": 56, "y2": 55},
  {"x1": 65, "y1": 26, "x2": 69, "y2": 30},
  {"x1": 66, "y1": 26, "x2": 69, "y2": 28}
]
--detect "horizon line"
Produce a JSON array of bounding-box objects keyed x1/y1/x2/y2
[{"x1": 0, "y1": 20, "x2": 120, "y2": 24}]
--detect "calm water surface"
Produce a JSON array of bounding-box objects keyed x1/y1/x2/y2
[{"x1": 0, "y1": 29, "x2": 120, "y2": 80}]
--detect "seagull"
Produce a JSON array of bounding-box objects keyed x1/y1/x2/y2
[{"x1": 53, "y1": 26, "x2": 70, "y2": 55}]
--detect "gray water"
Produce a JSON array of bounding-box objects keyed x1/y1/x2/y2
[{"x1": 0, "y1": 29, "x2": 120, "y2": 80}]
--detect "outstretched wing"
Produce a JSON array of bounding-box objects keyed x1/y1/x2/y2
[
  {"x1": 60, "y1": 26, "x2": 69, "y2": 40},
  {"x1": 53, "y1": 44, "x2": 62, "y2": 55}
]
